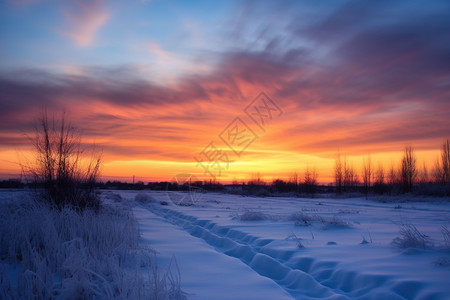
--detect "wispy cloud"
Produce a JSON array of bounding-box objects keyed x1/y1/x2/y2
[
  {"x1": 59, "y1": 0, "x2": 109, "y2": 47},
  {"x1": 1, "y1": 0, "x2": 449, "y2": 179}
]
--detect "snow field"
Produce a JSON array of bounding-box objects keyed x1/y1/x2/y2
[
  {"x1": 131, "y1": 191, "x2": 450, "y2": 299},
  {"x1": 2, "y1": 188, "x2": 448, "y2": 299},
  {"x1": 133, "y1": 206, "x2": 292, "y2": 300}
]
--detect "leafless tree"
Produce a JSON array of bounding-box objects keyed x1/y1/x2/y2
[
  {"x1": 22, "y1": 111, "x2": 102, "y2": 210},
  {"x1": 401, "y1": 146, "x2": 417, "y2": 193},
  {"x1": 289, "y1": 171, "x2": 299, "y2": 191},
  {"x1": 334, "y1": 153, "x2": 343, "y2": 194},
  {"x1": 441, "y1": 139, "x2": 450, "y2": 186},
  {"x1": 375, "y1": 163, "x2": 385, "y2": 185},
  {"x1": 304, "y1": 166, "x2": 318, "y2": 196},
  {"x1": 343, "y1": 157, "x2": 349, "y2": 191},
  {"x1": 419, "y1": 162, "x2": 429, "y2": 184},
  {"x1": 431, "y1": 139, "x2": 450, "y2": 195},
  {"x1": 388, "y1": 164, "x2": 397, "y2": 184},
  {"x1": 432, "y1": 158, "x2": 443, "y2": 183},
  {"x1": 386, "y1": 163, "x2": 399, "y2": 194},
  {"x1": 249, "y1": 172, "x2": 265, "y2": 186},
  {"x1": 373, "y1": 163, "x2": 386, "y2": 194},
  {"x1": 362, "y1": 155, "x2": 372, "y2": 197},
  {"x1": 344, "y1": 161, "x2": 358, "y2": 191}
]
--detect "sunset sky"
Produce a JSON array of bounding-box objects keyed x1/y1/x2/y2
[{"x1": 1, "y1": 0, "x2": 449, "y2": 183}]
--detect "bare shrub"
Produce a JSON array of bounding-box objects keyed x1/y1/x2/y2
[
  {"x1": 289, "y1": 212, "x2": 351, "y2": 229},
  {"x1": 289, "y1": 212, "x2": 323, "y2": 226},
  {"x1": 135, "y1": 193, "x2": 155, "y2": 204},
  {"x1": 321, "y1": 216, "x2": 352, "y2": 229},
  {"x1": 286, "y1": 234, "x2": 305, "y2": 248},
  {"x1": 22, "y1": 111, "x2": 101, "y2": 210},
  {"x1": 392, "y1": 224, "x2": 431, "y2": 249},
  {"x1": 434, "y1": 256, "x2": 450, "y2": 267},
  {"x1": 442, "y1": 226, "x2": 450, "y2": 251},
  {"x1": 233, "y1": 210, "x2": 269, "y2": 221},
  {"x1": 103, "y1": 192, "x2": 123, "y2": 203}
]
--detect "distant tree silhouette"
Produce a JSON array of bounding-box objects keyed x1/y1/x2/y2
[
  {"x1": 387, "y1": 163, "x2": 399, "y2": 194},
  {"x1": 343, "y1": 160, "x2": 358, "y2": 192},
  {"x1": 441, "y1": 139, "x2": 450, "y2": 186},
  {"x1": 248, "y1": 172, "x2": 265, "y2": 186},
  {"x1": 433, "y1": 139, "x2": 450, "y2": 194},
  {"x1": 303, "y1": 166, "x2": 318, "y2": 196},
  {"x1": 289, "y1": 171, "x2": 299, "y2": 192},
  {"x1": 419, "y1": 162, "x2": 429, "y2": 184},
  {"x1": 362, "y1": 155, "x2": 372, "y2": 197},
  {"x1": 334, "y1": 153, "x2": 343, "y2": 194},
  {"x1": 373, "y1": 163, "x2": 386, "y2": 194},
  {"x1": 401, "y1": 146, "x2": 417, "y2": 193}
]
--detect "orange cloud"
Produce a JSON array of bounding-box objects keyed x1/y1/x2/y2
[{"x1": 1, "y1": 39, "x2": 449, "y2": 183}]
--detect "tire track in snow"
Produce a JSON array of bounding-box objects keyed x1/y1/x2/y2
[
  {"x1": 143, "y1": 203, "x2": 425, "y2": 299},
  {"x1": 143, "y1": 204, "x2": 354, "y2": 300}
]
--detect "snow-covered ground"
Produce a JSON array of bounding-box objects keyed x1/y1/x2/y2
[
  {"x1": 1, "y1": 189, "x2": 449, "y2": 299},
  {"x1": 126, "y1": 191, "x2": 450, "y2": 300}
]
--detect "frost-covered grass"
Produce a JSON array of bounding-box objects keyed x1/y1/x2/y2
[
  {"x1": 233, "y1": 210, "x2": 352, "y2": 229},
  {"x1": 391, "y1": 224, "x2": 450, "y2": 251},
  {"x1": 442, "y1": 226, "x2": 450, "y2": 251},
  {"x1": 232, "y1": 210, "x2": 270, "y2": 221},
  {"x1": 392, "y1": 224, "x2": 432, "y2": 249},
  {"x1": 321, "y1": 215, "x2": 352, "y2": 229},
  {"x1": 0, "y1": 193, "x2": 185, "y2": 299},
  {"x1": 288, "y1": 212, "x2": 351, "y2": 229},
  {"x1": 288, "y1": 211, "x2": 323, "y2": 226},
  {"x1": 135, "y1": 193, "x2": 156, "y2": 204},
  {"x1": 285, "y1": 234, "x2": 305, "y2": 248}
]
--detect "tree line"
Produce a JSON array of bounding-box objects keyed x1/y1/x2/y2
[
  {"x1": 236, "y1": 140, "x2": 450, "y2": 198},
  {"x1": 334, "y1": 140, "x2": 450, "y2": 196}
]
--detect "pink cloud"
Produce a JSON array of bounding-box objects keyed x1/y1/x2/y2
[{"x1": 60, "y1": 0, "x2": 109, "y2": 47}]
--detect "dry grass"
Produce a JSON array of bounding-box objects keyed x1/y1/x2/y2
[{"x1": 0, "y1": 194, "x2": 185, "y2": 299}]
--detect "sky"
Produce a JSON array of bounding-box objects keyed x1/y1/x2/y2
[{"x1": 0, "y1": 0, "x2": 449, "y2": 183}]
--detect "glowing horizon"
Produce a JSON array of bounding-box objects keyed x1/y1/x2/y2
[{"x1": 1, "y1": 1, "x2": 449, "y2": 184}]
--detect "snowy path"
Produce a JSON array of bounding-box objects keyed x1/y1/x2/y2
[
  {"x1": 133, "y1": 206, "x2": 293, "y2": 300},
  {"x1": 129, "y1": 192, "x2": 450, "y2": 300},
  {"x1": 143, "y1": 204, "x2": 352, "y2": 299}
]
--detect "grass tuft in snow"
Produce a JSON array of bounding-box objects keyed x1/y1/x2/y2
[
  {"x1": 392, "y1": 224, "x2": 432, "y2": 249},
  {"x1": 441, "y1": 226, "x2": 450, "y2": 251},
  {"x1": 135, "y1": 193, "x2": 155, "y2": 204},
  {"x1": 0, "y1": 195, "x2": 185, "y2": 299},
  {"x1": 285, "y1": 234, "x2": 305, "y2": 248},
  {"x1": 289, "y1": 212, "x2": 352, "y2": 229},
  {"x1": 434, "y1": 256, "x2": 450, "y2": 267},
  {"x1": 288, "y1": 212, "x2": 322, "y2": 226},
  {"x1": 233, "y1": 210, "x2": 353, "y2": 230},
  {"x1": 232, "y1": 210, "x2": 269, "y2": 221},
  {"x1": 321, "y1": 216, "x2": 352, "y2": 229},
  {"x1": 103, "y1": 191, "x2": 123, "y2": 203}
]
